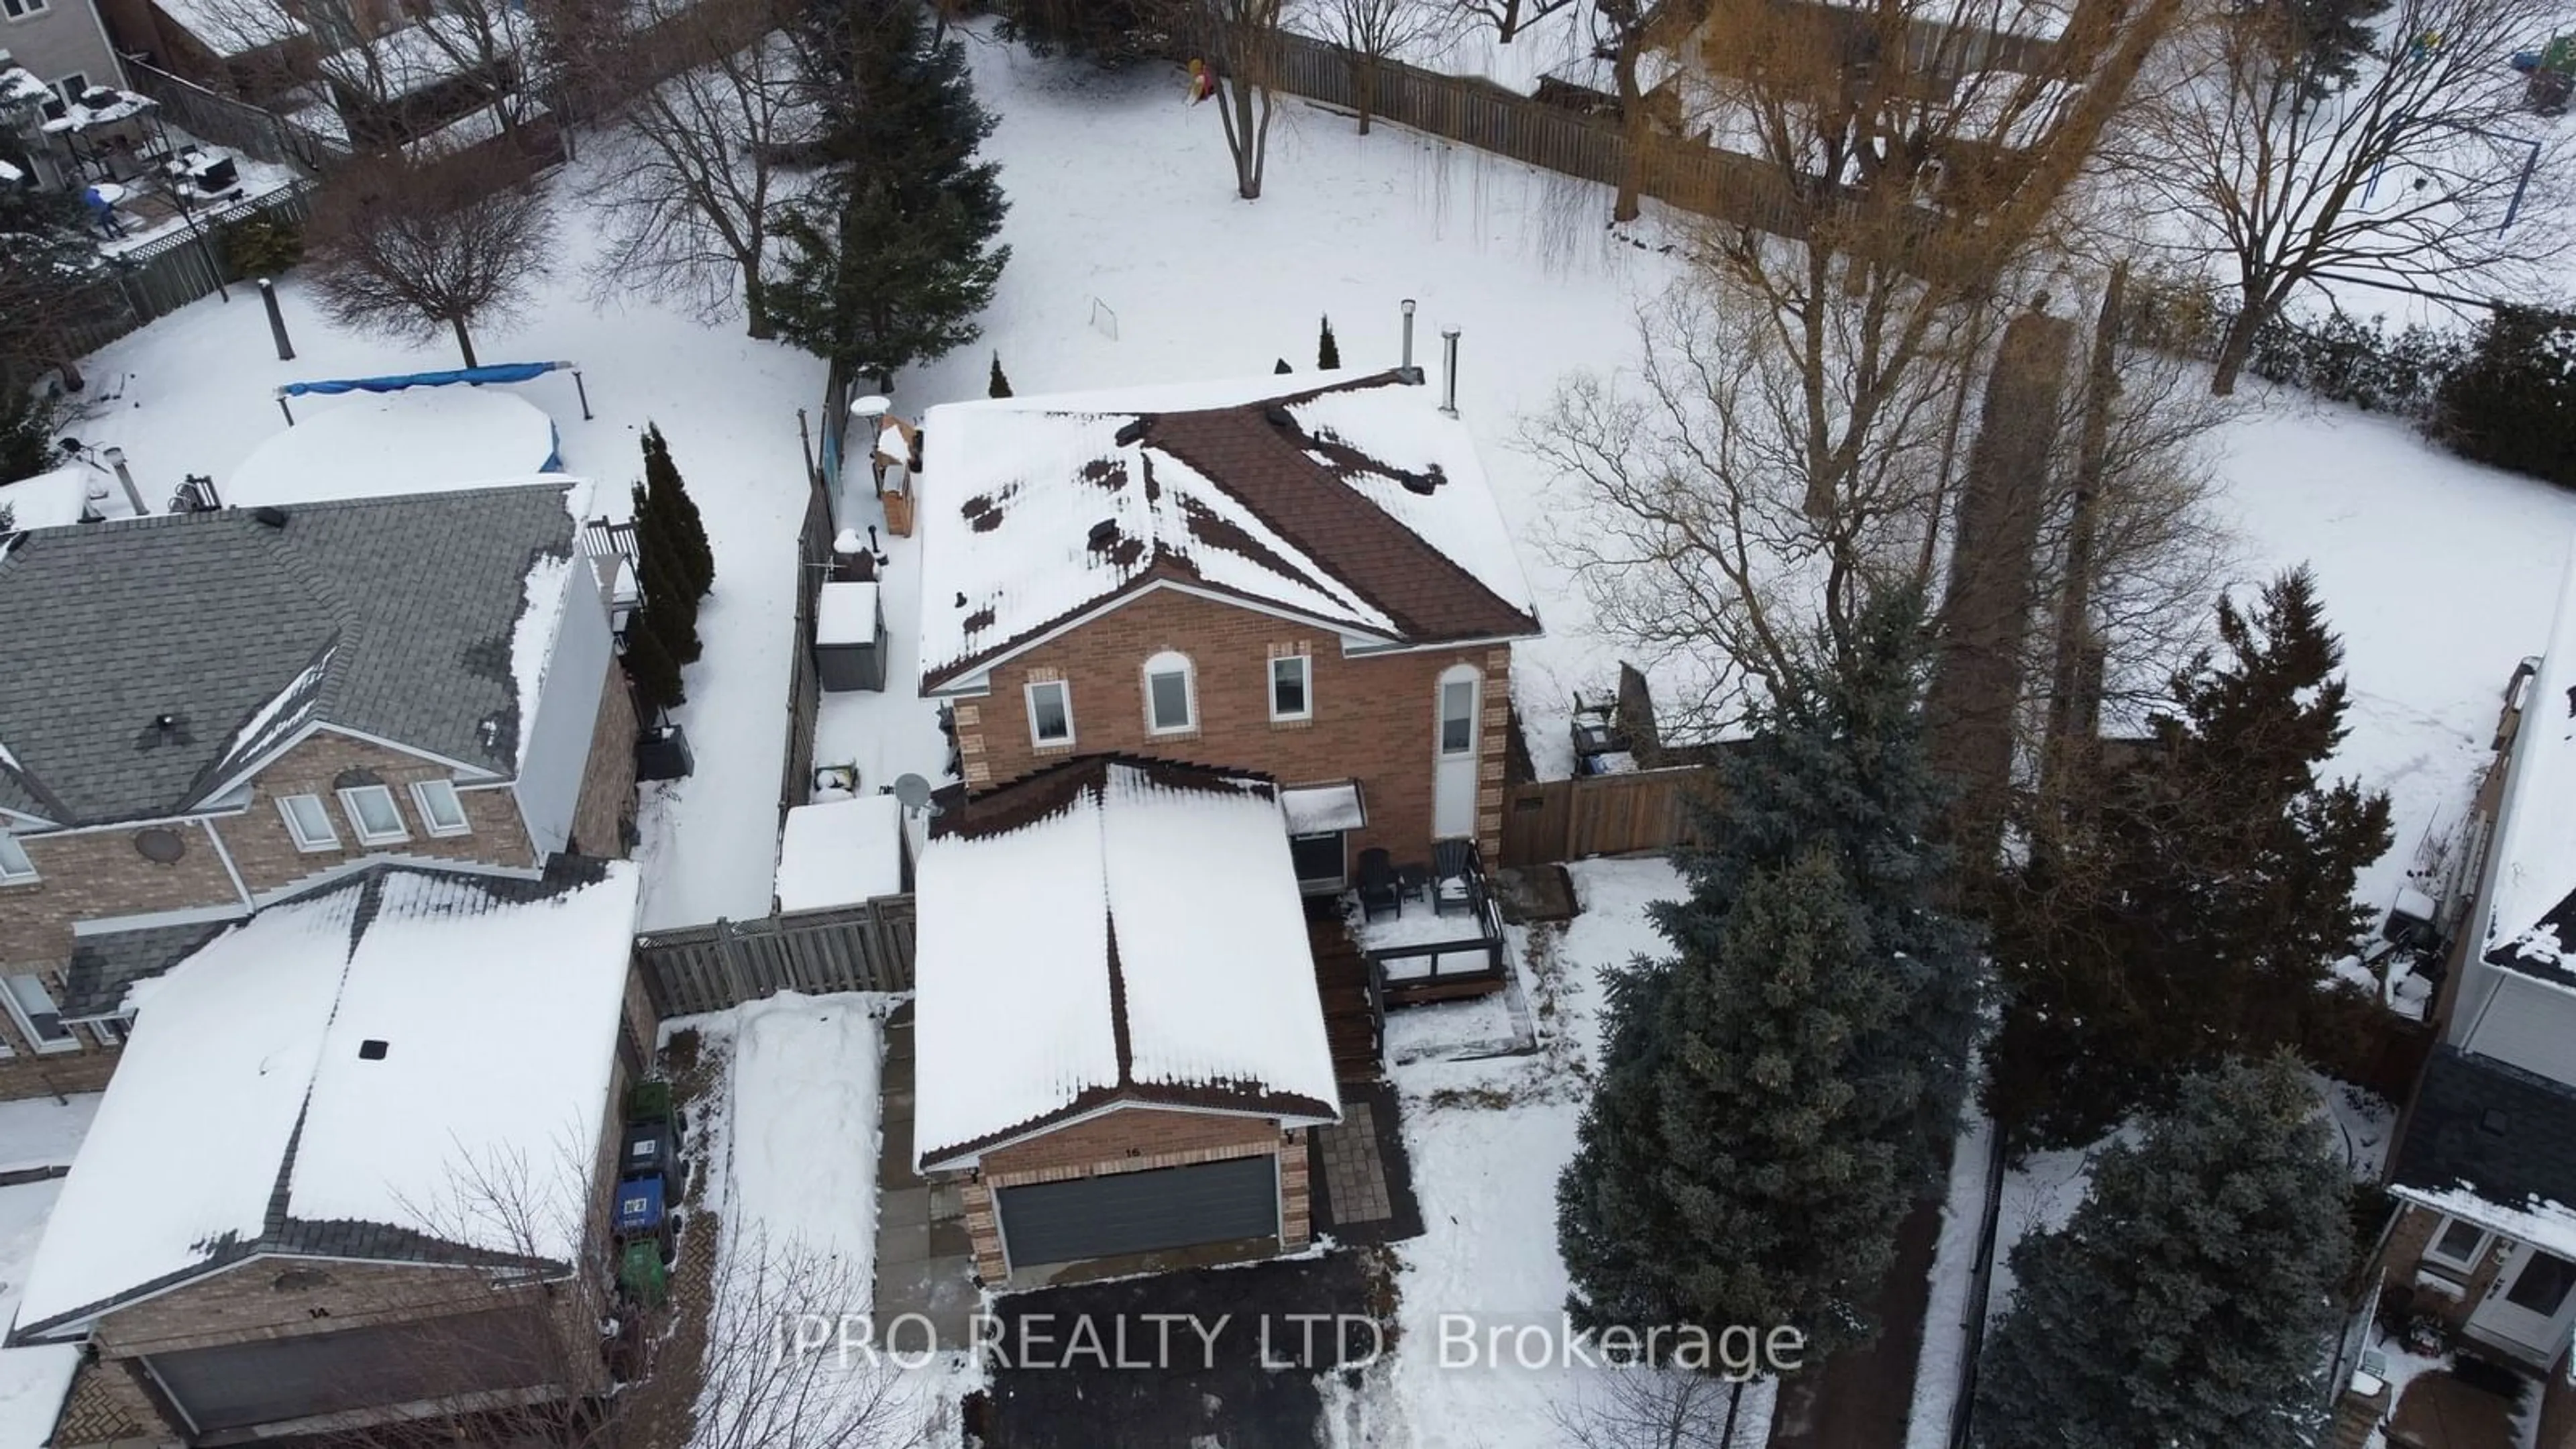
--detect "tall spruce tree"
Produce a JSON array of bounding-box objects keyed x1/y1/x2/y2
[
  {"x1": 1559, "y1": 847, "x2": 1910, "y2": 1355},
  {"x1": 1558, "y1": 586, "x2": 1987, "y2": 1354},
  {"x1": 772, "y1": 0, "x2": 1010, "y2": 392},
  {"x1": 1318, "y1": 315, "x2": 1340, "y2": 370},
  {"x1": 1974, "y1": 1055, "x2": 2349, "y2": 1449},
  {"x1": 1988, "y1": 568, "x2": 2393, "y2": 1147},
  {"x1": 632, "y1": 481, "x2": 703, "y2": 665},
  {"x1": 641, "y1": 423, "x2": 715, "y2": 598},
  {"x1": 621, "y1": 604, "x2": 686, "y2": 714},
  {"x1": 988, "y1": 353, "x2": 1013, "y2": 398}
]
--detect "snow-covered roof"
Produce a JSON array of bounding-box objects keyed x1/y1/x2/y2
[
  {"x1": 911, "y1": 758, "x2": 1341, "y2": 1167},
  {"x1": 816, "y1": 581, "x2": 881, "y2": 647},
  {"x1": 1280, "y1": 781, "x2": 1366, "y2": 835},
  {"x1": 39, "y1": 90, "x2": 153, "y2": 136},
  {"x1": 11, "y1": 863, "x2": 640, "y2": 1340},
  {"x1": 228, "y1": 390, "x2": 562, "y2": 506},
  {"x1": 2483, "y1": 533, "x2": 2576, "y2": 981},
  {"x1": 322, "y1": 11, "x2": 532, "y2": 101},
  {"x1": 151, "y1": 0, "x2": 309, "y2": 55},
  {"x1": 0, "y1": 465, "x2": 131, "y2": 531},
  {"x1": 915, "y1": 370, "x2": 1539, "y2": 692},
  {"x1": 0, "y1": 483, "x2": 591, "y2": 827},
  {"x1": 775, "y1": 794, "x2": 905, "y2": 912},
  {"x1": 2390, "y1": 1044, "x2": 2576, "y2": 1260}
]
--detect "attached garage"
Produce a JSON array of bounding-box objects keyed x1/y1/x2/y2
[
  {"x1": 144, "y1": 1307, "x2": 557, "y2": 1434},
  {"x1": 997, "y1": 1155, "x2": 1281, "y2": 1268}
]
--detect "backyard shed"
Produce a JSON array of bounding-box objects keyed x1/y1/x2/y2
[
  {"x1": 774, "y1": 794, "x2": 906, "y2": 912},
  {"x1": 814, "y1": 580, "x2": 888, "y2": 692}
]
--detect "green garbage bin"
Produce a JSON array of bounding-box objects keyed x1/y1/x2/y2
[
  {"x1": 626, "y1": 1079, "x2": 674, "y2": 1126},
  {"x1": 620, "y1": 1239, "x2": 668, "y2": 1309}
]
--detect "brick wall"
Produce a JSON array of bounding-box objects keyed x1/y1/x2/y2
[
  {"x1": 223, "y1": 733, "x2": 540, "y2": 896},
  {"x1": 965, "y1": 1106, "x2": 1294, "y2": 1280},
  {"x1": 569, "y1": 658, "x2": 641, "y2": 859},
  {"x1": 2383, "y1": 1204, "x2": 2511, "y2": 1331},
  {"x1": 50, "y1": 1356, "x2": 176, "y2": 1448},
  {"x1": 93, "y1": 1256, "x2": 544, "y2": 1357},
  {"x1": 953, "y1": 590, "x2": 1513, "y2": 861}
]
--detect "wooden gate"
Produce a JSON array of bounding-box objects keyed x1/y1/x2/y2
[
  {"x1": 1499, "y1": 766, "x2": 1717, "y2": 867},
  {"x1": 636, "y1": 896, "x2": 916, "y2": 1018}
]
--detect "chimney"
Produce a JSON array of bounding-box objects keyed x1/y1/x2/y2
[
  {"x1": 1439, "y1": 328, "x2": 1461, "y2": 418},
  {"x1": 1399, "y1": 299, "x2": 1421, "y2": 384}
]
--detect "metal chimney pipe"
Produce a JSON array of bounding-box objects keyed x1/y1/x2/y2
[
  {"x1": 1400, "y1": 299, "x2": 1419, "y2": 383},
  {"x1": 1439, "y1": 328, "x2": 1461, "y2": 417},
  {"x1": 103, "y1": 446, "x2": 145, "y2": 517}
]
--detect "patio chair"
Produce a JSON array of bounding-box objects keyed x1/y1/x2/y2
[
  {"x1": 1432, "y1": 840, "x2": 1479, "y2": 917},
  {"x1": 1355, "y1": 848, "x2": 1401, "y2": 922}
]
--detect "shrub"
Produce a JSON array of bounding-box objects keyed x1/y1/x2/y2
[
  {"x1": 223, "y1": 217, "x2": 305, "y2": 279},
  {"x1": 2428, "y1": 304, "x2": 2576, "y2": 488}
]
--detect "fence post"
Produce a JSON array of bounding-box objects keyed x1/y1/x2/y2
[{"x1": 713, "y1": 916, "x2": 752, "y2": 1004}]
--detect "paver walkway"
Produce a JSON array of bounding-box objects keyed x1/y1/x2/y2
[
  {"x1": 871, "y1": 1004, "x2": 977, "y2": 1348},
  {"x1": 1316, "y1": 1102, "x2": 1393, "y2": 1223}
]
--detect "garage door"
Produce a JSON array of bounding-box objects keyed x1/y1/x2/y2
[
  {"x1": 997, "y1": 1153, "x2": 1279, "y2": 1269},
  {"x1": 147, "y1": 1308, "x2": 556, "y2": 1434}
]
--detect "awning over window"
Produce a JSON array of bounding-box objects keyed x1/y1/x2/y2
[{"x1": 1281, "y1": 781, "x2": 1366, "y2": 835}]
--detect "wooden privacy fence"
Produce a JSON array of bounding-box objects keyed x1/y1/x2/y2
[
  {"x1": 1499, "y1": 765, "x2": 1717, "y2": 867},
  {"x1": 636, "y1": 897, "x2": 916, "y2": 1018},
  {"x1": 46, "y1": 183, "x2": 317, "y2": 360}
]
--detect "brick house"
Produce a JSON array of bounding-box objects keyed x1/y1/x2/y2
[
  {"x1": 0, "y1": 483, "x2": 639, "y2": 1100},
  {"x1": 2365, "y1": 536, "x2": 2576, "y2": 1436},
  {"x1": 905, "y1": 369, "x2": 1538, "y2": 1283},
  {"x1": 11, "y1": 860, "x2": 651, "y2": 1446},
  {"x1": 915, "y1": 368, "x2": 1542, "y2": 886}
]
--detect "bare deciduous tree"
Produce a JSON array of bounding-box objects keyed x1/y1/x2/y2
[
  {"x1": 1452, "y1": 0, "x2": 1570, "y2": 44},
  {"x1": 2119, "y1": 0, "x2": 2573, "y2": 393},
  {"x1": 180, "y1": 0, "x2": 541, "y2": 149},
  {"x1": 1197, "y1": 0, "x2": 1287, "y2": 198},
  {"x1": 1554, "y1": 1368, "x2": 1765, "y2": 1449},
  {"x1": 305, "y1": 150, "x2": 557, "y2": 366},
  {"x1": 1310, "y1": 0, "x2": 1460, "y2": 132},
  {"x1": 584, "y1": 0, "x2": 804, "y2": 337}
]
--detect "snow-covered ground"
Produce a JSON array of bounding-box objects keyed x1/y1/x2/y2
[
  {"x1": 0, "y1": 1097, "x2": 102, "y2": 1449},
  {"x1": 721, "y1": 993, "x2": 886, "y2": 1286}
]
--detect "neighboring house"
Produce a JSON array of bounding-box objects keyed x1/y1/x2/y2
[
  {"x1": 914, "y1": 368, "x2": 1543, "y2": 888},
  {"x1": 14, "y1": 860, "x2": 650, "y2": 1447},
  {"x1": 0, "y1": 0, "x2": 126, "y2": 117},
  {"x1": 904, "y1": 368, "x2": 1539, "y2": 1284},
  {"x1": 94, "y1": 0, "x2": 312, "y2": 105},
  {"x1": 0, "y1": 482, "x2": 639, "y2": 1100},
  {"x1": 2372, "y1": 538, "x2": 2576, "y2": 1430},
  {"x1": 912, "y1": 757, "x2": 1341, "y2": 1285}
]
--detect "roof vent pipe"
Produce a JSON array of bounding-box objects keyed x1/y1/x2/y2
[
  {"x1": 1399, "y1": 299, "x2": 1420, "y2": 384},
  {"x1": 1439, "y1": 328, "x2": 1462, "y2": 418}
]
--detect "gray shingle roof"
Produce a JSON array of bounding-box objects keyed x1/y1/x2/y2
[
  {"x1": 2392, "y1": 1045, "x2": 2576, "y2": 1212},
  {"x1": 0, "y1": 485, "x2": 581, "y2": 826},
  {"x1": 60, "y1": 919, "x2": 232, "y2": 1020}
]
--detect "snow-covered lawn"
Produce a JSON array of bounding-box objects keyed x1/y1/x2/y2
[{"x1": 702, "y1": 992, "x2": 888, "y2": 1287}]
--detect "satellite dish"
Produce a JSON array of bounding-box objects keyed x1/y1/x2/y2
[{"x1": 892, "y1": 773, "x2": 938, "y2": 816}]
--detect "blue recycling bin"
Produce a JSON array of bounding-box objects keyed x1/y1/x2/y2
[{"x1": 613, "y1": 1173, "x2": 666, "y2": 1236}]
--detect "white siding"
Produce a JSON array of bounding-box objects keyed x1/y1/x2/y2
[
  {"x1": 2458, "y1": 969, "x2": 2576, "y2": 1085},
  {"x1": 510, "y1": 559, "x2": 611, "y2": 859}
]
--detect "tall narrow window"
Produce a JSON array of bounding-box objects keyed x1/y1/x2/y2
[
  {"x1": 0, "y1": 833, "x2": 34, "y2": 885},
  {"x1": 410, "y1": 779, "x2": 472, "y2": 837},
  {"x1": 1026, "y1": 679, "x2": 1074, "y2": 747},
  {"x1": 339, "y1": 785, "x2": 409, "y2": 846},
  {"x1": 1439, "y1": 676, "x2": 1477, "y2": 755},
  {"x1": 278, "y1": 794, "x2": 340, "y2": 852},
  {"x1": 3, "y1": 976, "x2": 76, "y2": 1055},
  {"x1": 1144, "y1": 651, "x2": 1195, "y2": 734},
  {"x1": 1271, "y1": 654, "x2": 1312, "y2": 722}
]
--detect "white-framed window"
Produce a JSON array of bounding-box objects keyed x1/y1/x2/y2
[
  {"x1": 48, "y1": 75, "x2": 85, "y2": 109},
  {"x1": 3, "y1": 0, "x2": 56, "y2": 22},
  {"x1": 0, "y1": 833, "x2": 34, "y2": 885},
  {"x1": 1270, "y1": 653, "x2": 1313, "y2": 722},
  {"x1": 1143, "y1": 651, "x2": 1195, "y2": 735},
  {"x1": 1026, "y1": 679, "x2": 1074, "y2": 748},
  {"x1": 277, "y1": 793, "x2": 341, "y2": 852},
  {"x1": 409, "y1": 779, "x2": 472, "y2": 837},
  {"x1": 2425, "y1": 1216, "x2": 2493, "y2": 1273},
  {"x1": 1438, "y1": 671, "x2": 1479, "y2": 756},
  {"x1": 338, "y1": 784, "x2": 409, "y2": 846},
  {"x1": 2, "y1": 976, "x2": 77, "y2": 1055},
  {"x1": 90, "y1": 1016, "x2": 126, "y2": 1047}
]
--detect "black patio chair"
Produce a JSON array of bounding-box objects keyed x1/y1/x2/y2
[
  {"x1": 1432, "y1": 839, "x2": 1479, "y2": 917},
  {"x1": 1355, "y1": 848, "x2": 1401, "y2": 921}
]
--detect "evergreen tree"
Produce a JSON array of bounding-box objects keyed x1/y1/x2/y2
[
  {"x1": 1274, "y1": 358, "x2": 1292, "y2": 374},
  {"x1": 771, "y1": 0, "x2": 1010, "y2": 392},
  {"x1": 621, "y1": 605, "x2": 686, "y2": 714},
  {"x1": 1558, "y1": 586, "x2": 1987, "y2": 1354},
  {"x1": 988, "y1": 353, "x2": 1012, "y2": 398},
  {"x1": 991, "y1": 0, "x2": 1171, "y2": 63},
  {"x1": 1988, "y1": 568, "x2": 2394, "y2": 1147},
  {"x1": 2428, "y1": 303, "x2": 2576, "y2": 488},
  {"x1": 1560, "y1": 848, "x2": 1908, "y2": 1355},
  {"x1": 1318, "y1": 315, "x2": 1341, "y2": 370},
  {"x1": 633, "y1": 482, "x2": 703, "y2": 665},
  {"x1": 1974, "y1": 1056, "x2": 2349, "y2": 1449},
  {"x1": 1672, "y1": 585, "x2": 1990, "y2": 1191},
  {"x1": 641, "y1": 423, "x2": 715, "y2": 598},
  {"x1": 2243, "y1": 0, "x2": 2392, "y2": 101}
]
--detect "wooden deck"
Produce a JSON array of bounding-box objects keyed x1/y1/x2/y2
[{"x1": 1307, "y1": 914, "x2": 1384, "y2": 1083}]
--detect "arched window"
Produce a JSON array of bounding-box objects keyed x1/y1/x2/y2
[{"x1": 1143, "y1": 651, "x2": 1197, "y2": 734}]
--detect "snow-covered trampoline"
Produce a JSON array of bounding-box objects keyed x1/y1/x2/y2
[{"x1": 227, "y1": 386, "x2": 564, "y2": 506}]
